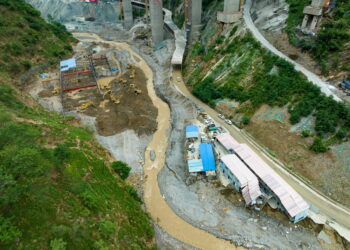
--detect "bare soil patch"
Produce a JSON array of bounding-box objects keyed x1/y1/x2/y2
[
  {"x1": 245, "y1": 106, "x2": 350, "y2": 206},
  {"x1": 63, "y1": 67, "x2": 157, "y2": 136},
  {"x1": 262, "y1": 31, "x2": 322, "y2": 75}
]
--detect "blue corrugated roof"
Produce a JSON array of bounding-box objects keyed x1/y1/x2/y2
[
  {"x1": 188, "y1": 159, "x2": 203, "y2": 173},
  {"x1": 186, "y1": 125, "x2": 199, "y2": 133},
  {"x1": 199, "y1": 143, "x2": 216, "y2": 171},
  {"x1": 186, "y1": 125, "x2": 199, "y2": 138},
  {"x1": 60, "y1": 58, "x2": 76, "y2": 72}
]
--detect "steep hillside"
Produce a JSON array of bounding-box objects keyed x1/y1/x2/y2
[
  {"x1": 285, "y1": 0, "x2": 350, "y2": 76},
  {"x1": 185, "y1": 18, "x2": 350, "y2": 205},
  {"x1": 0, "y1": 1, "x2": 155, "y2": 249}
]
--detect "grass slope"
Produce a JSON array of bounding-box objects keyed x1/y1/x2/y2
[
  {"x1": 0, "y1": 0, "x2": 155, "y2": 249},
  {"x1": 186, "y1": 26, "x2": 350, "y2": 152},
  {"x1": 0, "y1": 0, "x2": 75, "y2": 76}
]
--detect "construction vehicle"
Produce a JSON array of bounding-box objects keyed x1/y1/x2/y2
[
  {"x1": 134, "y1": 88, "x2": 142, "y2": 95},
  {"x1": 52, "y1": 88, "x2": 61, "y2": 95},
  {"x1": 129, "y1": 69, "x2": 136, "y2": 79},
  {"x1": 103, "y1": 90, "x2": 111, "y2": 99},
  {"x1": 79, "y1": 101, "x2": 94, "y2": 110},
  {"x1": 110, "y1": 95, "x2": 120, "y2": 104}
]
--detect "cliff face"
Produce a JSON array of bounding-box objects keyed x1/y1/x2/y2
[
  {"x1": 25, "y1": 0, "x2": 120, "y2": 23},
  {"x1": 251, "y1": 0, "x2": 289, "y2": 33}
]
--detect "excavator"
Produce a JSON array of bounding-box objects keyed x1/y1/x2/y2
[
  {"x1": 79, "y1": 101, "x2": 94, "y2": 110},
  {"x1": 110, "y1": 95, "x2": 121, "y2": 105},
  {"x1": 51, "y1": 88, "x2": 61, "y2": 95},
  {"x1": 129, "y1": 83, "x2": 142, "y2": 95}
]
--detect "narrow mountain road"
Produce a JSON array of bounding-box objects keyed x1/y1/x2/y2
[
  {"x1": 172, "y1": 70, "x2": 350, "y2": 241},
  {"x1": 73, "y1": 32, "x2": 240, "y2": 250},
  {"x1": 244, "y1": 0, "x2": 341, "y2": 102}
]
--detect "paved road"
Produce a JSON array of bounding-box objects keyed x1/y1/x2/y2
[
  {"x1": 172, "y1": 70, "x2": 350, "y2": 241},
  {"x1": 244, "y1": 0, "x2": 341, "y2": 102}
]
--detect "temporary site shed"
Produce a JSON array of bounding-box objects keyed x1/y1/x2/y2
[
  {"x1": 234, "y1": 144, "x2": 309, "y2": 223},
  {"x1": 199, "y1": 143, "x2": 216, "y2": 171},
  {"x1": 220, "y1": 154, "x2": 262, "y2": 205},
  {"x1": 60, "y1": 58, "x2": 77, "y2": 72},
  {"x1": 188, "y1": 159, "x2": 204, "y2": 173},
  {"x1": 186, "y1": 125, "x2": 199, "y2": 139}
]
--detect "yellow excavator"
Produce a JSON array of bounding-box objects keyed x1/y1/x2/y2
[
  {"x1": 129, "y1": 69, "x2": 136, "y2": 79},
  {"x1": 103, "y1": 90, "x2": 111, "y2": 99},
  {"x1": 110, "y1": 95, "x2": 120, "y2": 104},
  {"x1": 51, "y1": 88, "x2": 61, "y2": 95},
  {"x1": 79, "y1": 101, "x2": 94, "y2": 110}
]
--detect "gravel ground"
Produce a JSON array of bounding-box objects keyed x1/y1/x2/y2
[{"x1": 132, "y1": 40, "x2": 323, "y2": 249}]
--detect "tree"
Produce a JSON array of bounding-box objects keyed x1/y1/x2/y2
[
  {"x1": 111, "y1": 161, "x2": 131, "y2": 180},
  {"x1": 0, "y1": 216, "x2": 21, "y2": 244},
  {"x1": 50, "y1": 238, "x2": 67, "y2": 250},
  {"x1": 310, "y1": 138, "x2": 328, "y2": 153}
]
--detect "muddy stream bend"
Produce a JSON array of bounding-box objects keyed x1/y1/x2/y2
[{"x1": 73, "y1": 32, "x2": 239, "y2": 250}]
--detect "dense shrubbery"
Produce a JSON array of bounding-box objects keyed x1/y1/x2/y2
[
  {"x1": 285, "y1": 0, "x2": 350, "y2": 73},
  {"x1": 0, "y1": 0, "x2": 76, "y2": 75},
  {"x1": 111, "y1": 161, "x2": 131, "y2": 180}
]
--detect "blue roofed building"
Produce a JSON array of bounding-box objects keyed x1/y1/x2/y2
[
  {"x1": 60, "y1": 58, "x2": 77, "y2": 72},
  {"x1": 186, "y1": 125, "x2": 199, "y2": 139},
  {"x1": 188, "y1": 159, "x2": 204, "y2": 173},
  {"x1": 199, "y1": 143, "x2": 216, "y2": 175}
]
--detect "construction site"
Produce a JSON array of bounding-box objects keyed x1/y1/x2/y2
[
  {"x1": 24, "y1": 0, "x2": 350, "y2": 249},
  {"x1": 35, "y1": 39, "x2": 157, "y2": 137}
]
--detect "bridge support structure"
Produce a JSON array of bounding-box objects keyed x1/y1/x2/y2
[
  {"x1": 150, "y1": 0, "x2": 164, "y2": 45},
  {"x1": 122, "y1": 0, "x2": 134, "y2": 30},
  {"x1": 217, "y1": 0, "x2": 243, "y2": 24}
]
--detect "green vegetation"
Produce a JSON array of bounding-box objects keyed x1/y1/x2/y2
[
  {"x1": 310, "y1": 138, "x2": 329, "y2": 153},
  {"x1": 0, "y1": 85, "x2": 155, "y2": 249},
  {"x1": 188, "y1": 32, "x2": 350, "y2": 152},
  {"x1": 285, "y1": 0, "x2": 350, "y2": 73},
  {"x1": 111, "y1": 161, "x2": 131, "y2": 180},
  {"x1": 0, "y1": 1, "x2": 156, "y2": 248},
  {"x1": 0, "y1": 0, "x2": 76, "y2": 76}
]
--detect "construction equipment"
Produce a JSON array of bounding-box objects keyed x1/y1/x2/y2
[
  {"x1": 110, "y1": 95, "x2": 120, "y2": 104},
  {"x1": 134, "y1": 88, "x2": 142, "y2": 95},
  {"x1": 52, "y1": 88, "x2": 61, "y2": 95},
  {"x1": 79, "y1": 101, "x2": 94, "y2": 110},
  {"x1": 129, "y1": 69, "x2": 136, "y2": 79},
  {"x1": 103, "y1": 90, "x2": 111, "y2": 99}
]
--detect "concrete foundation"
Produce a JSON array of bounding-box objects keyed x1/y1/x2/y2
[
  {"x1": 301, "y1": 0, "x2": 325, "y2": 30},
  {"x1": 122, "y1": 0, "x2": 133, "y2": 30},
  {"x1": 150, "y1": 0, "x2": 164, "y2": 45},
  {"x1": 217, "y1": 0, "x2": 242, "y2": 24},
  {"x1": 190, "y1": 0, "x2": 202, "y2": 41}
]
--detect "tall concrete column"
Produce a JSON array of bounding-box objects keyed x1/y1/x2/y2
[
  {"x1": 150, "y1": 0, "x2": 164, "y2": 45},
  {"x1": 122, "y1": 0, "x2": 133, "y2": 30},
  {"x1": 224, "y1": 0, "x2": 240, "y2": 13},
  {"x1": 190, "y1": 0, "x2": 202, "y2": 41}
]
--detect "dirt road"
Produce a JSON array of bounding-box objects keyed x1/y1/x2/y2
[
  {"x1": 172, "y1": 70, "x2": 350, "y2": 240},
  {"x1": 73, "y1": 32, "x2": 240, "y2": 249},
  {"x1": 244, "y1": 0, "x2": 340, "y2": 102}
]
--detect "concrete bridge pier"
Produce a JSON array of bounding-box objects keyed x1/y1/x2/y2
[
  {"x1": 150, "y1": 0, "x2": 164, "y2": 45},
  {"x1": 189, "y1": 0, "x2": 202, "y2": 42},
  {"x1": 122, "y1": 0, "x2": 134, "y2": 30},
  {"x1": 217, "y1": 0, "x2": 243, "y2": 23}
]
